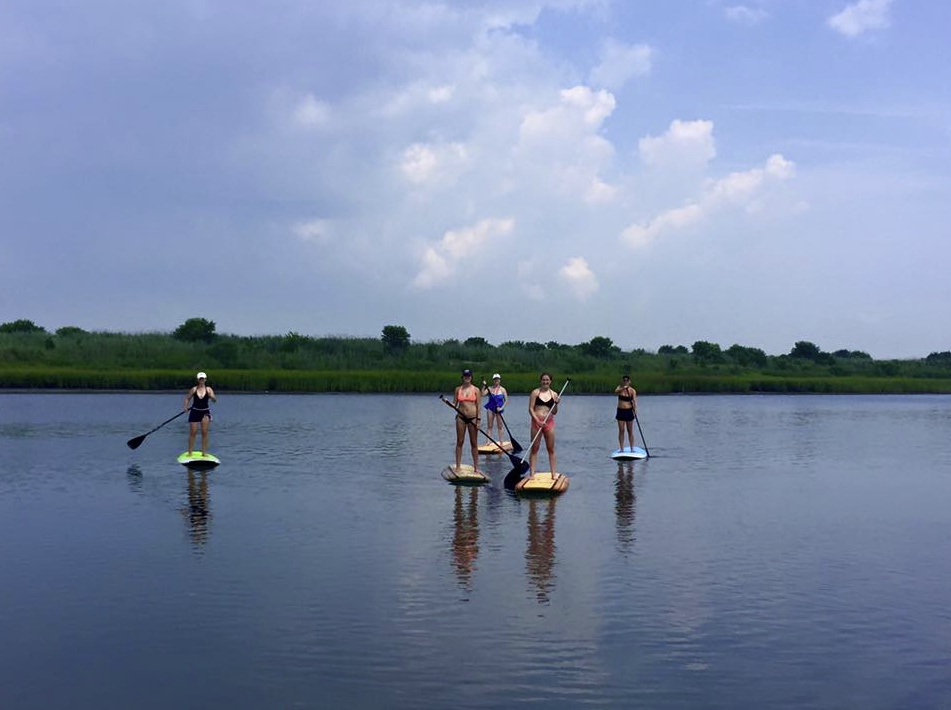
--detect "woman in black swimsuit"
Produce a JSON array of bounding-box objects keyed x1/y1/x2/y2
[
  {"x1": 528, "y1": 372, "x2": 560, "y2": 477},
  {"x1": 183, "y1": 371, "x2": 217, "y2": 456},
  {"x1": 614, "y1": 374, "x2": 637, "y2": 451}
]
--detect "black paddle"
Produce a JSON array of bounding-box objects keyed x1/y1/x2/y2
[
  {"x1": 127, "y1": 410, "x2": 186, "y2": 450},
  {"x1": 439, "y1": 395, "x2": 527, "y2": 471},
  {"x1": 503, "y1": 378, "x2": 570, "y2": 490},
  {"x1": 481, "y1": 379, "x2": 522, "y2": 453},
  {"x1": 634, "y1": 412, "x2": 651, "y2": 458}
]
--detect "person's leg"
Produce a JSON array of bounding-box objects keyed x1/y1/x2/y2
[
  {"x1": 626, "y1": 420, "x2": 635, "y2": 449},
  {"x1": 468, "y1": 422, "x2": 480, "y2": 472},
  {"x1": 455, "y1": 417, "x2": 466, "y2": 470},
  {"x1": 544, "y1": 428, "x2": 557, "y2": 475},
  {"x1": 200, "y1": 416, "x2": 210, "y2": 455},
  {"x1": 617, "y1": 418, "x2": 625, "y2": 449},
  {"x1": 529, "y1": 425, "x2": 541, "y2": 476},
  {"x1": 188, "y1": 422, "x2": 198, "y2": 454}
]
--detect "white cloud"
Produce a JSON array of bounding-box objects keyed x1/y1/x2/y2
[
  {"x1": 723, "y1": 5, "x2": 768, "y2": 25},
  {"x1": 515, "y1": 86, "x2": 618, "y2": 203},
  {"x1": 621, "y1": 153, "x2": 795, "y2": 248},
  {"x1": 292, "y1": 95, "x2": 331, "y2": 128},
  {"x1": 413, "y1": 218, "x2": 515, "y2": 288},
  {"x1": 560, "y1": 256, "x2": 599, "y2": 300},
  {"x1": 589, "y1": 39, "x2": 652, "y2": 90},
  {"x1": 400, "y1": 141, "x2": 471, "y2": 185},
  {"x1": 293, "y1": 219, "x2": 333, "y2": 244},
  {"x1": 828, "y1": 0, "x2": 892, "y2": 37},
  {"x1": 639, "y1": 119, "x2": 716, "y2": 169}
]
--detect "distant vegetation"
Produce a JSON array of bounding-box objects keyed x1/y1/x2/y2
[{"x1": 2, "y1": 318, "x2": 951, "y2": 394}]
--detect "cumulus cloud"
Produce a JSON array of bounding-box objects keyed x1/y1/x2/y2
[
  {"x1": 400, "y1": 141, "x2": 471, "y2": 185},
  {"x1": 620, "y1": 153, "x2": 795, "y2": 248},
  {"x1": 413, "y1": 218, "x2": 515, "y2": 288},
  {"x1": 638, "y1": 119, "x2": 716, "y2": 169},
  {"x1": 516, "y1": 86, "x2": 618, "y2": 204},
  {"x1": 723, "y1": 5, "x2": 768, "y2": 25},
  {"x1": 828, "y1": 0, "x2": 892, "y2": 37},
  {"x1": 589, "y1": 39, "x2": 652, "y2": 90},
  {"x1": 560, "y1": 256, "x2": 599, "y2": 300}
]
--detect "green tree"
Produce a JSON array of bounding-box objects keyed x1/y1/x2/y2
[
  {"x1": 0, "y1": 319, "x2": 46, "y2": 333},
  {"x1": 464, "y1": 336, "x2": 490, "y2": 348},
  {"x1": 381, "y1": 324, "x2": 410, "y2": 352},
  {"x1": 692, "y1": 340, "x2": 723, "y2": 365},
  {"x1": 582, "y1": 336, "x2": 619, "y2": 358},
  {"x1": 726, "y1": 344, "x2": 767, "y2": 368},
  {"x1": 173, "y1": 317, "x2": 217, "y2": 343},
  {"x1": 790, "y1": 340, "x2": 822, "y2": 361},
  {"x1": 56, "y1": 326, "x2": 88, "y2": 336}
]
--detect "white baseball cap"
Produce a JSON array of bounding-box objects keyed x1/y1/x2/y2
[
  {"x1": 197, "y1": 372, "x2": 207, "y2": 380},
  {"x1": 492, "y1": 373, "x2": 501, "y2": 379}
]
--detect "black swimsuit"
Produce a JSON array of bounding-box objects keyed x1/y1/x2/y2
[{"x1": 189, "y1": 390, "x2": 212, "y2": 423}]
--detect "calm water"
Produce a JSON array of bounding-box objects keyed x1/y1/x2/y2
[{"x1": 1, "y1": 393, "x2": 950, "y2": 709}]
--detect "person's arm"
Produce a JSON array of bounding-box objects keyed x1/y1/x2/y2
[
  {"x1": 183, "y1": 388, "x2": 195, "y2": 411},
  {"x1": 631, "y1": 388, "x2": 637, "y2": 415},
  {"x1": 501, "y1": 387, "x2": 508, "y2": 412},
  {"x1": 615, "y1": 384, "x2": 624, "y2": 393},
  {"x1": 207, "y1": 387, "x2": 217, "y2": 403}
]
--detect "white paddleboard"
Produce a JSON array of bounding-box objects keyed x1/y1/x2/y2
[
  {"x1": 611, "y1": 446, "x2": 647, "y2": 461},
  {"x1": 441, "y1": 464, "x2": 489, "y2": 485}
]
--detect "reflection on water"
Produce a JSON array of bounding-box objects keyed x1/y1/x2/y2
[
  {"x1": 450, "y1": 486, "x2": 480, "y2": 593},
  {"x1": 181, "y1": 470, "x2": 212, "y2": 548},
  {"x1": 525, "y1": 498, "x2": 557, "y2": 604},
  {"x1": 614, "y1": 462, "x2": 636, "y2": 555}
]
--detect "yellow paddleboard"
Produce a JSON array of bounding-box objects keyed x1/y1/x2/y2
[
  {"x1": 441, "y1": 464, "x2": 490, "y2": 485},
  {"x1": 478, "y1": 441, "x2": 513, "y2": 455},
  {"x1": 514, "y1": 471, "x2": 569, "y2": 496}
]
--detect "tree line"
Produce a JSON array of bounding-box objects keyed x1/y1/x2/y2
[{"x1": 2, "y1": 318, "x2": 951, "y2": 389}]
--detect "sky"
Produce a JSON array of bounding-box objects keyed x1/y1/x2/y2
[{"x1": 1, "y1": 0, "x2": 949, "y2": 358}]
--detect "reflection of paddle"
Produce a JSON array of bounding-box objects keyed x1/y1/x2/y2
[
  {"x1": 634, "y1": 412, "x2": 651, "y2": 458},
  {"x1": 504, "y1": 379, "x2": 570, "y2": 490},
  {"x1": 439, "y1": 396, "x2": 526, "y2": 470},
  {"x1": 127, "y1": 411, "x2": 186, "y2": 450}
]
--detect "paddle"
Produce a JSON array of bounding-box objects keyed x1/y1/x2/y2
[
  {"x1": 127, "y1": 410, "x2": 186, "y2": 450},
  {"x1": 481, "y1": 378, "x2": 522, "y2": 453},
  {"x1": 439, "y1": 396, "x2": 527, "y2": 472},
  {"x1": 503, "y1": 378, "x2": 570, "y2": 490},
  {"x1": 634, "y1": 412, "x2": 651, "y2": 458}
]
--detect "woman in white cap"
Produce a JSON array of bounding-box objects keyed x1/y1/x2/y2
[
  {"x1": 183, "y1": 371, "x2": 217, "y2": 456},
  {"x1": 453, "y1": 369, "x2": 482, "y2": 474},
  {"x1": 481, "y1": 373, "x2": 508, "y2": 447}
]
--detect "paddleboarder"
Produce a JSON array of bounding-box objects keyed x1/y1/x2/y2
[
  {"x1": 528, "y1": 372, "x2": 560, "y2": 478},
  {"x1": 184, "y1": 371, "x2": 217, "y2": 457},
  {"x1": 615, "y1": 374, "x2": 637, "y2": 451},
  {"x1": 481, "y1": 373, "x2": 508, "y2": 447},
  {"x1": 453, "y1": 369, "x2": 483, "y2": 475}
]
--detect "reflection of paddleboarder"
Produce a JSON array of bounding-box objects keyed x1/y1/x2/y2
[
  {"x1": 451, "y1": 486, "x2": 480, "y2": 591},
  {"x1": 615, "y1": 462, "x2": 636, "y2": 554},
  {"x1": 183, "y1": 371, "x2": 217, "y2": 456},
  {"x1": 182, "y1": 470, "x2": 211, "y2": 547},
  {"x1": 526, "y1": 498, "x2": 557, "y2": 604}
]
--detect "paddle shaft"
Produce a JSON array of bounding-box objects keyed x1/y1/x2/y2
[
  {"x1": 127, "y1": 410, "x2": 187, "y2": 449},
  {"x1": 634, "y1": 412, "x2": 650, "y2": 457}
]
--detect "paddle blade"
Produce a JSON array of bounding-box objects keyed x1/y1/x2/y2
[
  {"x1": 503, "y1": 460, "x2": 530, "y2": 490},
  {"x1": 509, "y1": 437, "x2": 523, "y2": 454},
  {"x1": 126, "y1": 434, "x2": 146, "y2": 450}
]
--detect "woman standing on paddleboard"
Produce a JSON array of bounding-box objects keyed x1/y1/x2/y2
[
  {"x1": 615, "y1": 374, "x2": 637, "y2": 451},
  {"x1": 481, "y1": 373, "x2": 508, "y2": 447},
  {"x1": 454, "y1": 369, "x2": 482, "y2": 474},
  {"x1": 528, "y1": 372, "x2": 560, "y2": 478},
  {"x1": 184, "y1": 371, "x2": 217, "y2": 457}
]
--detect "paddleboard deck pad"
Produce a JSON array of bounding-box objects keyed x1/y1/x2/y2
[
  {"x1": 478, "y1": 441, "x2": 514, "y2": 455},
  {"x1": 442, "y1": 464, "x2": 490, "y2": 485},
  {"x1": 611, "y1": 446, "x2": 648, "y2": 461},
  {"x1": 514, "y1": 471, "x2": 569, "y2": 496},
  {"x1": 178, "y1": 452, "x2": 221, "y2": 469}
]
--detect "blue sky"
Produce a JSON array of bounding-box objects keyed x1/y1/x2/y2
[{"x1": 2, "y1": 0, "x2": 949, "y2": 358}]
